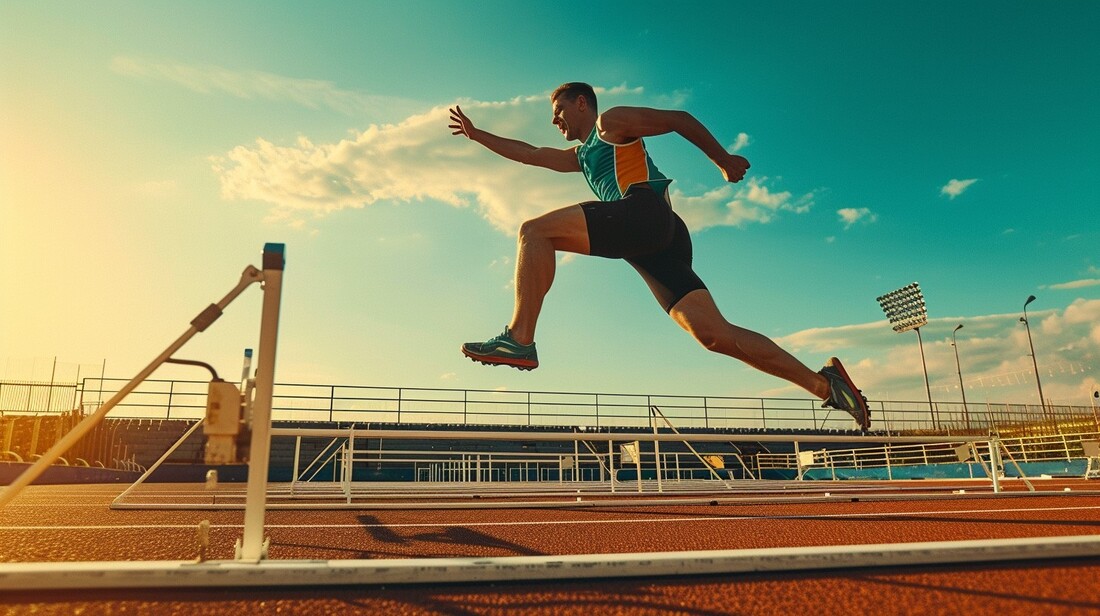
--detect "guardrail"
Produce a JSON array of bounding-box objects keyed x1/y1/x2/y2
[
  {"x1": 0, "y1": 381, "x2": 80, "y2": 414},
  {"x1": 62, "y1": 377, "x2": 1100, "y2": 435},
  {"x1": 756, "y1": 430, "x2": 1100, "y2": 472}
]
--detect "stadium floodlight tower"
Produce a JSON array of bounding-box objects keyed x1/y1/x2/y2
[{"x1": 877, "y1": 283, "x2": 937, "y2": 429}]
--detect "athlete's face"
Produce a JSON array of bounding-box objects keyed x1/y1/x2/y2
[{"x1": 551, "y1": 95, "x2": 583, "y2": 141}]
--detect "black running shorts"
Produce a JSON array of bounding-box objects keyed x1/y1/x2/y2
[{"x1": 580, "y1": 185, "x2": 707, "y2": 312}]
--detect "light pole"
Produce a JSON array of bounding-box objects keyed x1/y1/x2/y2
[
  {"x1": 1091, "y1": 390, "x2": 1099, "y2": 430},
  {"x1": 877, "y1": 283, "x2": 936, "y2": 429},
  {"x1": 951, "y1": 324, "x2": 970, "y2": 430},
  {"x1": 1019, "y1": 295, "x2": 1048, "y2": 420}
]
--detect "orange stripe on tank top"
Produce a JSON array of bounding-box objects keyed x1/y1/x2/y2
[{"x1": 613, "y1": 140, "x2": 649, "y2": 197}]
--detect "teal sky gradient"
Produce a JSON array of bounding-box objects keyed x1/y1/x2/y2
[{"x1": 2, "y1": 1, "x2": 1098, "y2": 408}]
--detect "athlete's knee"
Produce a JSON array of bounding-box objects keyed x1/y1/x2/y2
[
  {"x1": 517, "y1": 218, "x2": 537, "y2": 238},
  {"x1": 518, "y1": 217, "x2": 553, "y2": 244},
  {"x1": 690, "y1": 324, "x2": 731, "y2": 355}
]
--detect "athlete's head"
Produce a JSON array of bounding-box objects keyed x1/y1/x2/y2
[
  {"x1": 551, "y1": 82, "x2": 598, "y2": 111},
  {"x1": 550, "y1": 82, "x2": 597, "y2": 141}
]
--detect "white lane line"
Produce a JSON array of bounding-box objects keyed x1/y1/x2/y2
[{"x1": 2, "y1": 504, "x2": 1099, "y2": 531}]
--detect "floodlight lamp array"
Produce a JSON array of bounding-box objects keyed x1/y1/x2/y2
[{"x1": 876, "y1": 282, "x2": 928, "y2": 333}]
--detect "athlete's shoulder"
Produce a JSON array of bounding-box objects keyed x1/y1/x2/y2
[
  {"x1": 597, "y1": 106, "x2": 664, "y2": 144},
  {"x1": 595, "y1": 106, "x2": 633, "y2": 131}
]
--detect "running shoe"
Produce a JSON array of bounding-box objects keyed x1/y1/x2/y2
[
  {"x1": 461, "y1": 327, "x2": 538, "y2": 370},
  {"x1": 819, "y1": 357, "x2": 871, "y2": 431}
]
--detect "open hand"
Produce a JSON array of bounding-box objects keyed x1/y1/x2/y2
[{"x1": 448, "y1": 105, "x2": 476, "y2": 139}]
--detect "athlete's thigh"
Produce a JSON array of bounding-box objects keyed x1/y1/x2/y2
[{"x1": 526, "y1": 203, "x2": 591, "y2": 254}]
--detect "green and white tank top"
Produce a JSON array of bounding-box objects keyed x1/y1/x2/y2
[{"x1": 576, "y1": 126, "x2": 672, "y2": 202}]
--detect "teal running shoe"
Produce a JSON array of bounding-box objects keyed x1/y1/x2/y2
[
  {"x1": 819, "y1": 357, "x2": 871, "y2": 430},
  {"x1": 462, "y1": 327, "x2": 539, "y2": 370}
]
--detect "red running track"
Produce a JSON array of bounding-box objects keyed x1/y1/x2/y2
[{"x1": 1, "y1": 481, "x2": 1099, "y2": 615}]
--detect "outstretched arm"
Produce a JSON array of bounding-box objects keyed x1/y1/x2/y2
[
  {"x1": 448, "y1": 106, "x2": 580, "y2": 173},
  {"x1": 598, "y1": 106, "x2": 750, "y2": 183}
]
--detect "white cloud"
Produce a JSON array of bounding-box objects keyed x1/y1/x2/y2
[
  {"x1": 1044, "y1": 278, "x2": 1100, "y2": 290},
  {"x1": 837, "y1": 207, "x2": 877, "y2": 228},
  {"x1": 211, "y1": 100, "x2": 592, "y2": 233},
  {"x1": 729, "y1": 132, "x2": 750, "y2": 153},
  {"x1": 675, "y1": 179, "x2": 814, "y2": 232},
  {"x1": 211, "y1": 90, "x2": 813, "y2": 235},
  {"x1": 940, "y1": 178, "x2": 979, "y2": 199},
  {"x1": 111, "y1": 56, "x2": 419, "y2": 118}
]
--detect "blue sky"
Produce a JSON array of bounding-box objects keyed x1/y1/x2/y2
[{"x1": 2, "y1": 1, "x2": 1098, "y2": 408}]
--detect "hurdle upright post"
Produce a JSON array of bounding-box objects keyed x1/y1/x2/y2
[{"x1": 237, "y1": 243, "x2": 285, "y2": 562}]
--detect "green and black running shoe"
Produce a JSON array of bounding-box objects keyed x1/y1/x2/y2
[
  {"x1": 462, "y1": 327, "x2": 539, "y2": 370},
  {"x1": 819, "y1": 357, "x2": 871, "y2": 431}
]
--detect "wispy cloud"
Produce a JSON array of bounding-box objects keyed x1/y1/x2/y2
[
  {"x1": 110, "y1": 56, "x2": 419, "y2": 118},
  {"x1": 210, "y1": 89, "x2": 812, "y2": 234},
  {"x1": 1044, "y1": 278, "x2": 1100, "y2": 290},
  {"x1": 729, "y1": 132, "x2": 750, "y2": 153},
  {"x1": 837, "y1": 207, "x2": 877, "y2": 228},
  {"x1": 940, "y1": 178, "x2": 979, "y2": 199},
  {"x1": 675, "y1": 179, "x2": 814, "y2": 232}
]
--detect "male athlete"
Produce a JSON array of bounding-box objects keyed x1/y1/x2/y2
[{"x1": 448, "y1": 82, "x2": 870, "y2": 429}]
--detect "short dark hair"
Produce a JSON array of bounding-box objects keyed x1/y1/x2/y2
[{"x1": 551, "y1": 82, "x2": 597, "y2": 110}]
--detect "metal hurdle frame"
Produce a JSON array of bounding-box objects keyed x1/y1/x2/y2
[
  {"x1": 3, "y1": 241, "x2": 1100, "y2": 590},
  {"x1": 0, "y1": 242, "x2": 285, "y2": 562}
]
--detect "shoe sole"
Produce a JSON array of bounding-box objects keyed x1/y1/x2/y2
[
  {"x1": 462, "y1": 348, "x2": 538, "y2": 371},
  {"x1": 828, "y1": 357, "x2": 871, "y2": 430}
]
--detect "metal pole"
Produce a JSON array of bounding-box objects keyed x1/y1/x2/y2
[
  {"x1": 989, "y1": 438, "x2": 1002, "y2": 494},
  {"x1": 915, "y1": 327, "x2": 935, "y2": 429},
  {"x1": 1092, "y1": 391, "x2": 1099, "y2": 431},
  {"x1": 608, "y1": 438, "x2": 615, "y2": 493},
  {"x1": 1021, "y1": 296, "x2": 1048, "y2": 421},
  {"x1": 651, "y1": 406, "x2": 662, "y2": 493},
  {"x1": 238, "y1": 243, "x2": 285, "y2": 562},
  {"x1": 952, "y1": 324, "x2": 970, "y2": 430},
  {"x1": 112, "y1": 419, "x2": 205, "y2": 506},
  {"x1": 291, "y1": 436, "x2": 301, "y2": 494},
  {"x1": 46, "y1": 357, "x2": 57, "y2": 413}
]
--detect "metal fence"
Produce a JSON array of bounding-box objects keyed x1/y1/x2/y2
[
  {"x1": 42, "y1": 377, "x2": 1099, "y2": 435},
  {"x1": 756, "y1": 431, "x2": 1100, "y2": 472},
  {"x1": 0, "y1": 381, "x2": 80, "y2": 414}
]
